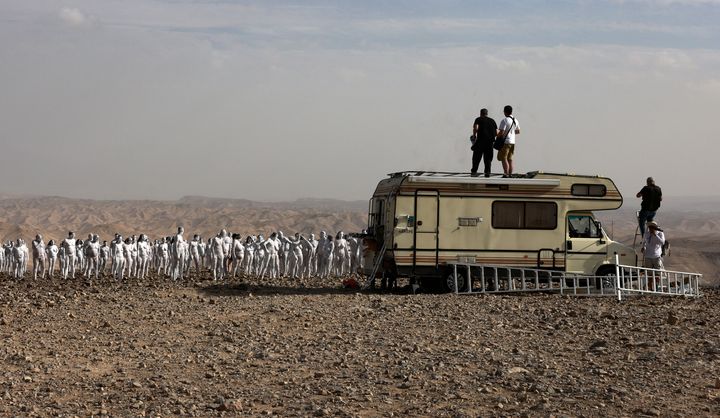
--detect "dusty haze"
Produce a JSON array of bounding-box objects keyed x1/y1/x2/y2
[{"x1": 1, "y1": 1, "x2": 718, "y2": 201}]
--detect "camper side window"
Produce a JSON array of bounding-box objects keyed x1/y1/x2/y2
[
  {"x1": 492, "y1": 201, "x2": 557, "y2": 230},
  {"x1": 368, "y1": 199, "x2": 385, "y2": 229},
  {"x1": 571, "y1": 184, "x2": 607, "y2": 197}
]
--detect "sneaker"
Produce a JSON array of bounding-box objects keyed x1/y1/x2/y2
[
  {"x1": 502, "y1": 174, "x2": 509, "y2": 178},
  {"x1": 470, "y1": 172, "x2": 479, "y2": 177},
  {"x1": 484, "y1": 173, "x2": 490, "y2": 178}
]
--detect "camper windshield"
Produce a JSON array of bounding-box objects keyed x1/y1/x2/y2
[{"x1": 568, "y1": 215, "x2": 602, "y2": 239}]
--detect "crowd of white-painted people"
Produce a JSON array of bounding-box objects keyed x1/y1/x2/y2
[{"x1": 1, "y1": 227, "x2": 364, "y2": 282}]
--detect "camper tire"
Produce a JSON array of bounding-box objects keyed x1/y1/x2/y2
[
  {"x1": 444, "y1": 268, "x2": 469, "y2": 293},
  {"x1": 596, "y1": 265, "x2": 618, "y2": 290}
]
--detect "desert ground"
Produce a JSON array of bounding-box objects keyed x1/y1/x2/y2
[
  {"x1": 2, "y1": 273, "x2": 719, "y2": 417},
  {"x1": 1, "y1": 195, "x2": 719, "y2": 416}
]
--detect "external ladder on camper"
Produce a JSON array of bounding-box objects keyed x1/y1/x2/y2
[
  {"x1": 361, "y1": 241, "x2": 386, "y2": 290},
  {"x1": 633, "y1": 210, "x2": 642, "y2": 249}
]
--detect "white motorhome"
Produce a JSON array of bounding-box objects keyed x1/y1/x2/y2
[{"x1": 363, "y1": 171, "x2": 637, "y2": 290}]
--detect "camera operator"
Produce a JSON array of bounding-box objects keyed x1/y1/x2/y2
[{"x1": 641, "y1": 221, "x2": 665, "y2": 270}]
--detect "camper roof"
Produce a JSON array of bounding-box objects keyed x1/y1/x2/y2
[
  {"x1": 388, "y1": 170, "x2": 604, "y2": 179},
  {"x1": 406, "y1": 175, "x2": 559, "y2": 186},
  {"x1": 387, "y1": 171, "x2": 612, "y2": 187}
]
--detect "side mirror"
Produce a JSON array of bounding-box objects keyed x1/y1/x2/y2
[{"x1": 595, "y1": 221, "x2": 606, "y2": 244}]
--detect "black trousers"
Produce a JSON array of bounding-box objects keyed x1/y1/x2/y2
[{"x1": 471, "y1": 145, "x2": 493, "y2": 174}]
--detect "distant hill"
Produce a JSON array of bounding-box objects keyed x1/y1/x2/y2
[
  {"x1": 598, "y1": 207, "x2": 720, "y2": 285},
  {"x1": 652, "y1": 196, "x2": 720, "y2": 213},
  {"x1": 0, "y1": 195, "x2": 367, "y2": 243},
  {"x1": 178, "y1": 196, "x2": 367, "y2": 211}
]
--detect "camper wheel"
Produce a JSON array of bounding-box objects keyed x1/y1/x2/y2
[
  {"x1": 444, "y1": 268, "x2": 469, "y2": 293},
  {"x1": 595, "y1": 265, "x2": 618, "y2": 290}
]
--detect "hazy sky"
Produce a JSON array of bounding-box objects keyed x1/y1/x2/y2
[{"x1": 1, "y1": 0, "x2": 718, "y2": 202}]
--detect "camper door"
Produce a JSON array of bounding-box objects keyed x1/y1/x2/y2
[
  {"x1": 565, "y1": 214, "x2": 607, "y2": 274},
  {"x1": 391, "y1": 191, "x2": 439, "y2": 268},
  {"x1": 413, "y1": 191, "x2": 439, "y2": 259}
]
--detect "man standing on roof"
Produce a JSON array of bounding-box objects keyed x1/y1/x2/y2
[
  {"x1": 471, "y1": 108, "x2": 497, "y2": 177},
  {"x1": 636, "y1": 177, "x2": 662, "y2": 236},
  {"x1": 497, "y1": 105, "x2": 521, "y2": 177}
]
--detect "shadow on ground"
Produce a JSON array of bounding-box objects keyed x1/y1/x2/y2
[
  {"x1": 197, "y1": 279, "x2": 417, "y2": 297},
  {"x1": 197, "y1": 282, "x2": 354, "y2": 297}
]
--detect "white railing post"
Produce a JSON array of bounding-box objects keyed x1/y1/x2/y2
[
  {"x1": 494, "y1": 267, "x2": 499, "y2": 292},
  {"x1": 615, "y1": 254, "x2": 622, "y2": 301},
  {"x1": 480, "y1": 267, "x2": 485, "y2": 293},
  {"x1": 453, "y1": 263, "x2": 458, "y2": 295},
  {"x1": 466, "y1": 264, "x2": 471, "y2": 294}
]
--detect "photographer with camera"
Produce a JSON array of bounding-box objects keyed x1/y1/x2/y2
[{"x1": 641, "y1": 221, "x2": 665, "y2": 270}]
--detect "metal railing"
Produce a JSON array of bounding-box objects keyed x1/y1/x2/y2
[
  {"x1": 447, "y1": 255, "x2": 702, "y2": 299},
  {"x1": 613, "y1": 255, "x2": 701, "y2": 300},
  {"x1": 447, "y1": 262, "x2": 618, "y2": 296}
]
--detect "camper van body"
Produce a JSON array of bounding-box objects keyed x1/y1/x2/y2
[{"x1": 363, "y1": 171, "x2": 636, "y2": 286}]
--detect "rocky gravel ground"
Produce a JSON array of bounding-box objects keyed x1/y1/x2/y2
[{"x1": 1, "y1": 272, "x2": 719, "y2": 417}]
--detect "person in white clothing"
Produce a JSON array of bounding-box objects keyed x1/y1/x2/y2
[
  {"x1": 109, "y1": 234, "x2": 121, "y2": 273},
  {"x1": 14, "y1": 239, "x2": 28, "y2": 278},
  {"x1": 157, "y1": 238, "x2": 170, "y2": 276},
  {"x1": 231, "y1": 233, "x2": 245, "y2": 278},
  {"x1": 279, "y1": 232, "x2": 304, "y2": 279},
  {"x1": 209, "y1": 231, "x2": 226, "y2": 281},
  {"x1": 333, "y1": 231, "x2": 349, "y2": 277},
  {"x1": 171, "y1": 227, "x2": 186, "y2": 280},
  {"x1": 641, "y1": 221, "x2": 665, "y2": 270},
  {"x1": 99, "y1": 241, "x2": 110, "y2": 276},
  {"x1": 46, "y1": 240, "x2": 59, "y2": 277},
  {"x1": 189, "y1": 235, "x2": 202, "y2": 276},
  {"x1": 2, "y1": 241, "x2": 11, "y2": 274},
  {"x1": 137, "y1": 234, "x2": 152, "y2": 279},
  {"x1": 32, "y1": 234, "x2": 47, "y2": 280},
  {"x1": 111, "y1": 235, "x2": 125, "y2": 280},
  {"x1": 85, "y1": 234, "x2": 101, "y2": 280},
  {"x1": 260, "y1": 233, "x2": 280, "y2": 279},
  {"x1": 61, "y1": 232, "x2": 77, "y2": 279},
  {"x1": 75, "y1": 239, "x2": 85, "y2": 276},
  {"x1": 243, "y1": 236, "x2": 256, "y2": 276},
  {"x1": 197, "y1": 237, "x2": 207, "y2": 269},
  {"x1": 496, "y1": 105, "x2": 521, "y2": 177},
  {"x1": 300, "y1": 233, "x2": 316, "y2": 278},
  {"x1": 58, "y1": 245, "x2": 67, "y2": 279},
  {"x1": 122, "y1": 238, "x2": 134, "y2": 280}
]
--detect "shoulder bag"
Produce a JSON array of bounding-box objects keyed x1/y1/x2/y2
[{"x1": 493, "y1": 117, "x2": 515, "y2": 151}]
